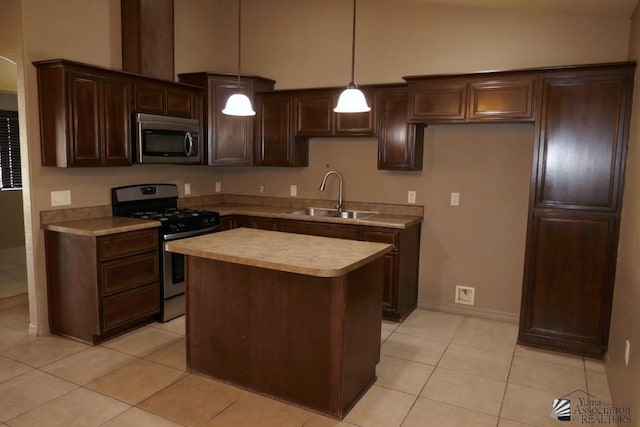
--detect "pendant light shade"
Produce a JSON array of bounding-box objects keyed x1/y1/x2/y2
[
  {"x1": 334, "y1": 0, "x2": 370, "y2": 113},
  {"x1": 222, "y1": 0, "x2": 255, "y2": 116},
  {"x1": 222, "y1": 93, "x2": 255, "y2": 116}
]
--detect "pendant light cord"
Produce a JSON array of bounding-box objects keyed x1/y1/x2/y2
[
  {"x1": 350, "y1": 0, "x2": 357, "y2": 86},
  {"x1": 237, "y1": 0, "x2": 242, "y2": 88}
]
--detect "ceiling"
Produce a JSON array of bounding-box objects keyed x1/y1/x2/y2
[{"x1": 406, "y1": 0, "x2": 639, "y2": 19}]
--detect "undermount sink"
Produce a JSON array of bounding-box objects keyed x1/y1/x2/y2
[{"x1": 288, "y1": 208, "x2": 377, "y2": 220}]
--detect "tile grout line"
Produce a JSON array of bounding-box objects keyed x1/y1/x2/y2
[
  {"x1": 495, "y1": 338, "x2": 518, "y2": 426},
  {"x1": 397, "y1": 313, "x2": 467, "y2": 427}
]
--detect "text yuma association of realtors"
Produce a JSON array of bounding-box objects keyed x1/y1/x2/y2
[{"x1": 573, "y1": 397, "x2": 632, "y2": 424}]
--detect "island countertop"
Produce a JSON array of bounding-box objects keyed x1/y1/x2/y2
[{"x1": 164, "y1": 227, "x2": 393, "y2": 278}]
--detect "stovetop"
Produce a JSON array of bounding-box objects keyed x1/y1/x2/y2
[{"x1": 111, "y1": 184, "x2": 220, "y2": 234}]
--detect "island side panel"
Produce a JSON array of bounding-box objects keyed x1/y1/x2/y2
[
  {"x1": 186, "y1": 257, "x2": 252, "y2": 386},
  {"x1": 185, "y1": 256, "x2": 384, "y2": 419},
  {"x1": 340, "y1": 258, "x2": 384, "y2": 413}
]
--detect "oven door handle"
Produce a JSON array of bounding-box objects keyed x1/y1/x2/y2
[{"x1": 163, "y1": 225, "x2": 220, "y2": 241}]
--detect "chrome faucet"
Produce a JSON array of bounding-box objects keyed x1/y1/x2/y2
[{"x1": 319, "y1": 170, "x2": 344, "y2": 212}]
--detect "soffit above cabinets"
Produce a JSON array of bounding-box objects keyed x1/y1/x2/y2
[{"x1": 402, "y1": 0, "x2": 639, "y2": 19}]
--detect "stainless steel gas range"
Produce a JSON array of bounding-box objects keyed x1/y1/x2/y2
[{"x1": 111, "y1": 184, "x2": 220, "y2": 322}]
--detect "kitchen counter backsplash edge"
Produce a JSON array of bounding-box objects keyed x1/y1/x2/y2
[
  {"x1": 180, "y1": 194, "x2": 424, "y2": 217},
  {"x1": 40, "y1": 194, "x2": 423, "y2": 225}
]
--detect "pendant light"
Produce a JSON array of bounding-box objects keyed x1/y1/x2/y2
[
  {"x1": 222, "y1": 0, "x2": 255, "y2": 116},
  {"x1": 334, "y1": 0, "x2": 370, "y2": 113}
]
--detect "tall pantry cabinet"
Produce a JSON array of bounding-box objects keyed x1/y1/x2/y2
[{"x1": 519, "y1": 63, "x2": 635, "y2": 358}]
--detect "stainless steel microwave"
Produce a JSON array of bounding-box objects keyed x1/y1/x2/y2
[{"x1": 134, "y1": 113, "x2": 202, "y2": 164}]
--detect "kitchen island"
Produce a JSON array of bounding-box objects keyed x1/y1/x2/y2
[{"x1": 165, "y1": 227, "x2": 393, "y2": 419}]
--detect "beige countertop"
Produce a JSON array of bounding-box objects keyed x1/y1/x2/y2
[
  {"x1": 198, "y1": 204, "x2": 421, "y2": 229},
  {"x1": 165, "y1": 227, "x2": 393, "y2": 277},
  {"x1": 43, "y1": 216, "x2": 160, "y2": 237}
]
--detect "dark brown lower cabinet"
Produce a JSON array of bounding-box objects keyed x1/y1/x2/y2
[
  {"x1": 45, "y1": 228, "x2": 160, "y2": 344},
  {"x1": 279, "y1": 219, "x2": 360, "y2": 240},
  {"x1": 227, "y1": 216, "x2": 421, "y2": 321},
  {"x1": 519, "y1": 212, "x2": 617, "y2": 358}
]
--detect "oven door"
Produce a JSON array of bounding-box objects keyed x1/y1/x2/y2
[{"x1": 162, "y1": 226, "x2": 220, "y2": 299}]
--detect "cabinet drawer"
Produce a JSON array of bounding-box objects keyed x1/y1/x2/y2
[
  {"x1": 360, "y1": 228, "x2": 399, "y2": 248},
  {"x1": 102, "y1": 283, "x2": 160, "y2": 331},
  {"x1": 100, "y1": 252, "x2": 159, "y2": 295},
  {"x1": 99, "y1": 229, "x2": 158, "y2": 261}
]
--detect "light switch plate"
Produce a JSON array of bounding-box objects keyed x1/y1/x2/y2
[
  {"x1": 51, "y1": 190, "x2": 71, "y2": 206},
  {"x1": 215, "y1": 182, "x2": 222, "y2": 193},
  {"x1": 450, "y1": 192, "x2": 460, "y2": 206},
  {"x1": 290, "y1": 185, "x2": 297, "y2": 197},
  {"x1": 408, "y1": 191, "x2": 416, "y2": 204},
  {"x1": 184, "y1": 183, "x2": 191, "y2": 195}
]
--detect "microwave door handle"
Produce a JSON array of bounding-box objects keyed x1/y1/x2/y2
[{"x1": 184, "y1": 132, "x2": 194, "y2": 156}]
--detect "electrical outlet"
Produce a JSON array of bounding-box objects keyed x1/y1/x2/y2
[
  {"x1": 408, "y1": 190, "x2": 416, "y2": 204},
  {"x1": 450, "y1": 192, "x2": 460, "y2": 206},
  {"x1": 184, "y1": 183, "x2": 191, "y2": 195},
  {"x1": 290, "y1": 184, "x2": 297, "y2": 197},
  {"x1": 215, "y1": 182, "x2": 222, "y2": 193},
  {"x1": 625, "y1": 340, "x2": 630, "y2": 365},
  {"x1": 51, "y1": 190, "x2": 71, "y2": 206},
  {"x1": 455, "y1": 285, "x2": 475, "y2": 305},
  {"x1": 259, "y1": 185, "x2": 265, "y2": 193}
]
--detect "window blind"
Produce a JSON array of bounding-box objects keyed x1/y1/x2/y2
[{"x1": 0, "y1": 110, "x2": 22, "y2": 190}]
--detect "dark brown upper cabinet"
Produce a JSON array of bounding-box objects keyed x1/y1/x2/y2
[
  {"x1": 34, "y1": 59, "x2": 205, "y2": 168},
  {"x1": 533, "y1": 68, "x2": 633, "y2": 212},
  {"x1": 255, "y1": 92, "x2": 308, "y2": 167},
  {"x1": 376, "y1": 85, "x2": 424, "y2": 171},
  {"x1": 296, "y1": 92, "x2": 334, "y2": 137},
  {"x1": 133, "y1": 79, "x2": 203, "y2": 119},
  {"x1": 405, "y1": 73, "x2": 537, "y2": 123},
  {"x1": 35, "y1": 59, "x2": 133, "y2": 167},
  {"x1": 468, "y1": 77, "x2": 535, "y2": 121},
  {"x1": 406, "y1": 78, "x2": 468, "y2": 122},
  {"x1": 178, "y1": 73, "x2": 275, "y2": 166},
  {"x1": 295, "y1": 88, "x2": 376, "y2": 137}
]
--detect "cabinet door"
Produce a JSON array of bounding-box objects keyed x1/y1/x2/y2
[
  {"x1": 334, "y1": 90, "x2": 376, "y2": 136},
  {"x1": 279, "y1": 219, "x2": 359, "y2": 240},
  {"x1": 519, "y1": 212, "x2": 617, "y2": 357},
  {"x1": 534, "y1": 72, "x2": 632, "y2": 211},
  {"x1": 381, "y1": 252, "x2": 399, "y2": 311},
  {"x1": 67, "y1": 72, "x2": 102, "y2": 166},
  {"x1": 295, "y1": 93, "x2": 333, "y2": 136},
  {"x1": 377, "y1": 87, "x2": 423, "y2": 171},
  {"x1": 408, "y1": 79, "x2": 467, "y2": 122},
  {"x1": 166, "y1": 87, "x2": 195, "y2": 118},
  {"x1": 468, "y1": 77, "x2": 535, "y2": 121},
  {"x1": 101, "y1": 76, "x2": 132, "y2": 165},
  {"x1": 133, "y1": 82, "x2": 165, "y2": 115},
  {"x1": 247, "y1": 216, "x2": 279, "y2": 230},
  {"x1": 221, "y1": 216, "x2": 236, "y2": 231},
  {"x1": 256, "y1": 94, "x2": 307, "y2": 167},
  {"x1": 211, "y1": 80, "x2": 254, "y2": 165}
]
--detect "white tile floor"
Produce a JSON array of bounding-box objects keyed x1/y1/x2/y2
[
  {"x1": 0, "y1": 297, "x2": 614, "y2": 426},
  {"x1": 0, "y1": 246, "x2": 27, "y2": 299}
]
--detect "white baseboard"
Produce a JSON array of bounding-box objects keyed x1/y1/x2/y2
[{"x1": 418, "y1": 301, "x2": 520, "y2": 324}]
